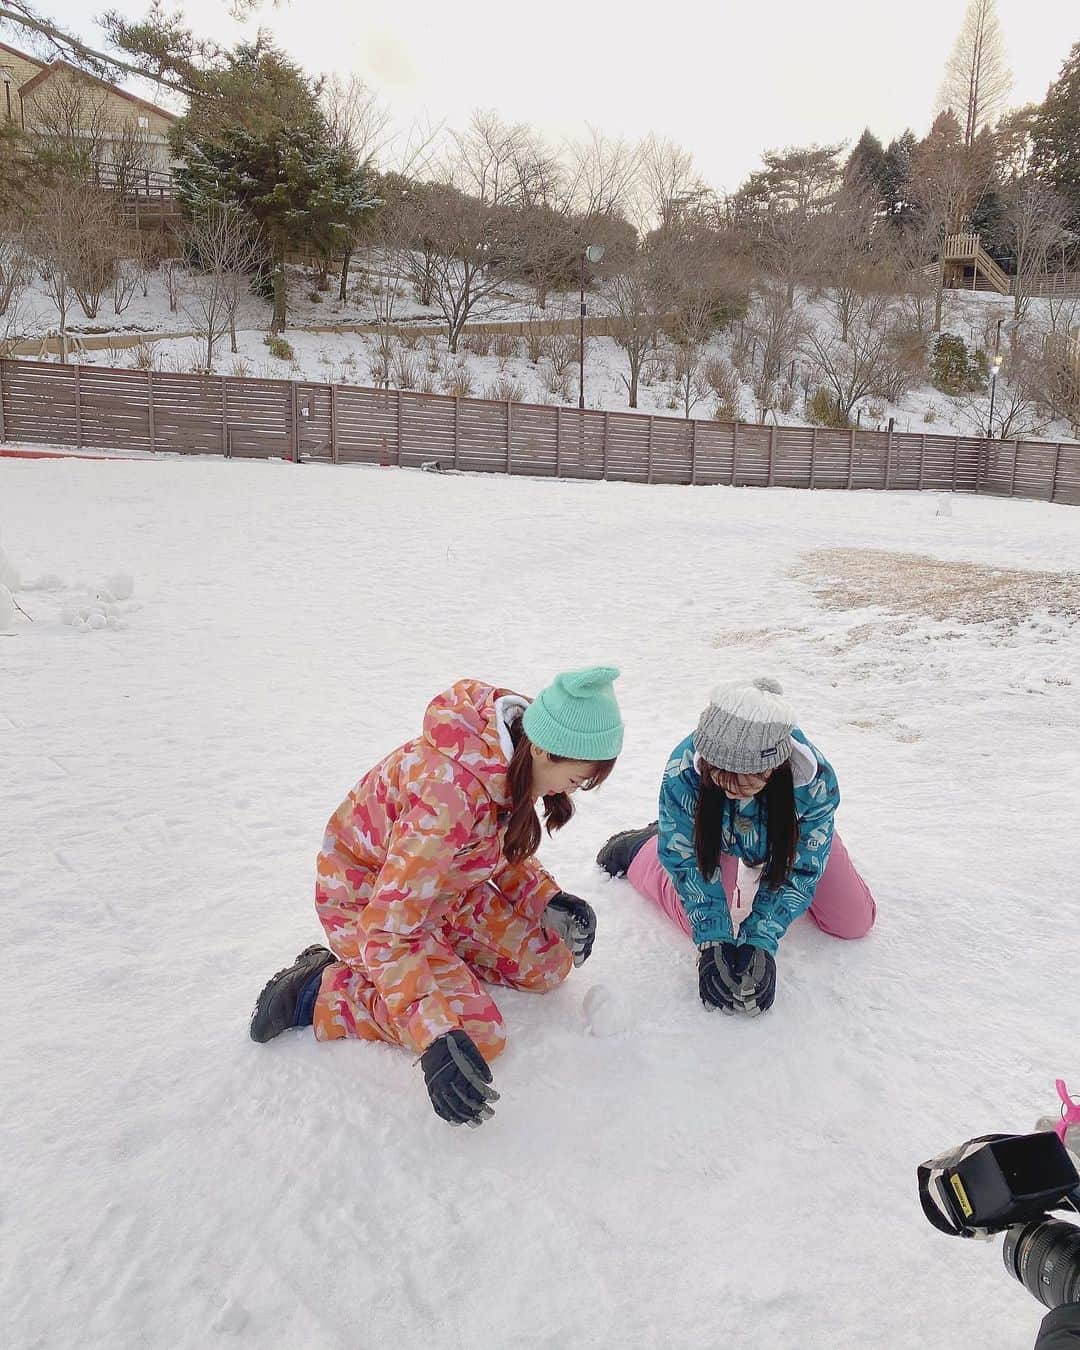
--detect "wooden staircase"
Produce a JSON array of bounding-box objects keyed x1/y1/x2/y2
[{"x1": 941, "y1": 233, "x2": 1013, "y2": 296}]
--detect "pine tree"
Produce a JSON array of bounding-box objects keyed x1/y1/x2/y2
[
  {"x1": 1032, "y1": 42, "x2": 1080, "y2": 229},
  {"x1": 881, "y1": 130, "x2": 918, "y2": 222},
  {"x1": 843, "y1": 129, "x2": 888, "y2": 201},
  {"x1": 172, "y1": 43, "x2": 378, "y2": 332}
]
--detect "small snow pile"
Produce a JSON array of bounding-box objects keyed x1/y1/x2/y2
[
  {"x1": 582, "y1": 984, "x2": 631, "y2": 1038},
  {"x1": 0, "y1": 531, "x2": 21, "y2": 592},
  {"x1": 935, "y1": 495, "x2": 953, "y2": 518},
  {"x1": 59, "y1": 576, "x2": 136, "y2": 634}
]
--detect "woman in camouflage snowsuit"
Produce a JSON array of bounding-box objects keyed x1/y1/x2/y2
[{"x1": 251, "y1": 669, "x2": 623, "y2": 1127}]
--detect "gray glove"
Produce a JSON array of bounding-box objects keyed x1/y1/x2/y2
[{"x1": 543, "y1": 892, "x2": 596, "y2": 967}]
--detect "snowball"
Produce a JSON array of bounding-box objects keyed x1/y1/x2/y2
[
  {"x1": 0, "y1": 584, "x2": 14, "y2": 631},
  {"x1": 73, "y1": 617, "x2": 91, "y2": 634},
  {"x1": 0, "y1": 547, "x2": 19, "y2": 592},
  {"x1": 582, "y1": 984, "x2": 631, "y2": 1038},
  {"x1": 106, "y1": 574, "x2": 134, "y2": 601},
  {"x1": 88, "y1": 612, "x2": 107, "y2": 630},
  {"x1": 60, "y1": 604, "x2": 79, "y2": 626}
]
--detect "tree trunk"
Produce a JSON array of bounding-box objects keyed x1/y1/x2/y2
[
  {"x1": 628, "y1": 361, "x2": 639, "y2": 409},
  {"x1": 270, "y1": 243, "x2": 287, "y2": 333},
  {"x1": 229, "y1": 312, "x2": 238, "y2": 354},
  {"x1": 206, "y1": 332, "x2": 214, "y2": 371},
  {"x1": 339, "y1": 249, "x2": 352, "y2": 303}
]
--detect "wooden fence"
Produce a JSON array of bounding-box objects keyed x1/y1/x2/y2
[{"x1": 1, "y1": 358, "x2": 1078, "y2": 505}]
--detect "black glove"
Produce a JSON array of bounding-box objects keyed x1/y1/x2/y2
[
  {"x1": 698, "y1": 942, "x2": 777, "y2": 1016},
  {"x1": 730, "y1": 943, "x2": 776, "y2": 1016},
  {"x1": 420, "y1": 1029, "x2": 499, "y2": 1127},
  {"x1": 542, "y1": 892, "x2": 597, "y2": 967}
]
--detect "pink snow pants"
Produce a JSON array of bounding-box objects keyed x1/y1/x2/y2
[{"x1": 626, "y1": 833, "x2": 876, "y2": 941}]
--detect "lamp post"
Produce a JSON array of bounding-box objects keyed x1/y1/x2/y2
[
  {"x1": 1, "y1": 68, "x2": 13, "y2": 124},
  {"x1": 579, "y1": 243, "x2": 606, "y2": 410},
  {"x1": 987, "y1": 317, "x2": 1004, "y2": 437}
]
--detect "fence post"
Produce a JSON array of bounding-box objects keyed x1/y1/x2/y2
[
  {"x1": 0, "y1": 361, "x2": 7, "y2": 442},
  {"x1": 396, "y1": 388, "x2": 403, "y2": 466},
  {"x1": 809, "y1": 426, "x2": 817, "y2": 489},
  {"x1": 453, "y1": 396, "x2": 460, "y2": 470},
  {"x1": 732, "y1": 421, "x2": 739, "y2": 486},
  {"x1": 221, "y1": 375, "x2": 229, "y2": 457},
  {"x1": 73, "y1": 364, "x2": 83, "y2": 448},
  {"x1": 507, "y1": 400, "x2": 513, "y2": 475},
  {"x1": 884, "y1": 423, "x2": 893, "y2": 490},
  {"x1": 555, "y1": 404, "x2": 561, "y2": 478},
  {"x1": 918, "y1": 435, "x2": 926, "y2": 491},
  {"x1": 951, "y1": 435, "x2": 958, "y2": 492},
  {"x1": 1009, "y1": 439, "x2": 1019, "y2": 497},
  {"x1": 330, "y1": 383, "x2": 339, "y2": 464},
  {"x1": 974, "y1": 436, "x2": 982, "y2": 495},
  {"x1": 285, "y1": 381, "x2": 296, "y2": 462},
  {"x1": 767, "y1": 423, "x2": 776, "y2": 487},
  {"x1": 602, "y1": 411, "x2": 609, "y2": 480},
  {"x1": 647, "y1": 415, "x2": 654, "y2": 484},
  {"x1": 147, "y1": 369, "x2": 155, "y2": 453},
  {"x1": 1050, "y1": 444, "x2": 1063, "y2": 502},
  {"x1": 846, "y1": 426, "x2": 855, "y2": 489}
]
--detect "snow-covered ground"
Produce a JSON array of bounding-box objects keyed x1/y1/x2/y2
[
  {"x1": 2, "y1": 456, "x2": 1077, "y2": 1350},
  {"x1": 12, "y1": 257, "x2": 1078, "y2": 443}
]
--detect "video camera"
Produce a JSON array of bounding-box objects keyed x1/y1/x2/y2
[{"x1": 919, "y1": 1083, "x2": 1080, "y2": 1345}]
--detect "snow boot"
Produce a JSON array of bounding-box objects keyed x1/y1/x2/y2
[
  {"x1": 250, "y1": 944, "x2": 335, "y2": 1043},
  {"x1": 596, "y1": 822, "x2": 659, "y2": 877}
]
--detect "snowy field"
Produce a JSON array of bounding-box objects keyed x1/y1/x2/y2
[{"x1": 2, "y1": 455, "x2": 1078, "y2": 1350}]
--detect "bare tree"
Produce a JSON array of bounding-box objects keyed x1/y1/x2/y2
[
  {"x1": 390, "y1": 182, "x2": 508, "y2": 352},
  {"x1": 955, "y1": 342, "x2": 1050, "y2": 438},
  {"x1": 747, "y1": 285, "x2": 806, "y2": 414},
  {"x1": 70, "y1": 194, "x2": 122, "y2": 318},
  {"x1": 24, "y1": 71, "x2": 111, "y2": 165},
  {"x1": 801, "y1": 294, "x2": 897, "y2": 423},
  {"x1": 937, "y1": 0, "x2": 1012, "y2": 147},
  {"x1": 182, "y1": 202, "x2": 262, "y2": 368},
  {"x1": 606, "y1": 248, "x2": 670, "y2": 409},
  {"x1": 29, "y1": 175, "x2": 118, "y2": 354},
  {"x1": 998, "y1": 180, "x2": 1070, "y2": 321},
  {"x1": 564, "y1": 127, "x2": 641, "y2": 220},
  {"x1": 813, "y1": 188, "x2": 885, "y2": 342},
  {"x1": 637, "y1": 134, "x2": 703, "y2": 232}
]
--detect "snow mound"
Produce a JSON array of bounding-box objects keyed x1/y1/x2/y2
[{"x1": 582, "y1": 983, "x2": 631, "y2": 1037}]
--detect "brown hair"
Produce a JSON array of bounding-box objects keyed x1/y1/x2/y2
[
  {"x1": 694, "y1": 759, "x2": 798, "y2": 890},
  {"x1": 502, "y1": 721, "x2": 616, "y2": 864}
]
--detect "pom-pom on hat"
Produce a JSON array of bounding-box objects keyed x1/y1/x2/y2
[
  {"x1": 523, "y1": 666, "x2": 624, "y2": 763},
  {"x1": 693, "y1": 676, "x2": 796, "y2": 775}
]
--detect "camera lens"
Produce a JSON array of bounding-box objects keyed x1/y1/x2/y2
[{"x1": 1003, "y1": 1221, "x2": 1080, "y2": 1310}]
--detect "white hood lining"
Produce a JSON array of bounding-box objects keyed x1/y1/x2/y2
[{"x1": 495, "y1": 694, "x2": 530, "y2": 763}]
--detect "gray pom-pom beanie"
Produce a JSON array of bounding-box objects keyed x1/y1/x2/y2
[{"x1": 693, "y1": 676, "x2": 796, "y2": 775}]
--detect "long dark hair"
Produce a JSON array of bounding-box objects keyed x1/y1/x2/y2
[
  {"x1": 503, "y1": 720, "x2": 616, "y2": 863},
  {"x1": 694, "y1": 760, "x2": 798, "y2": 890}
]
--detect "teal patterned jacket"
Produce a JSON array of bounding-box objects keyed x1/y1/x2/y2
[{"x1": 656, "y1": 727, "x2": 839, "y2": 954}]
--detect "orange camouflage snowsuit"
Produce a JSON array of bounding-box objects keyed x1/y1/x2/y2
[{"x1": 312, "y1": 680, "x2": 574, "y2": 1062}]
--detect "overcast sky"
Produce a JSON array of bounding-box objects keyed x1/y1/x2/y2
[{"x1": 43, "y1": 0, "x2": 1080, "y2": 192}]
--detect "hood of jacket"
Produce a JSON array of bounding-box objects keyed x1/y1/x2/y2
[{"x1": 422, "y1": 679, "x2": 528, "y2": 809}]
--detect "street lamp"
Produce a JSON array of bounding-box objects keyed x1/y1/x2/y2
[
  {"x1": 987, "y1": 316, "x2": 1004, "y2": 437},
  {"x1": 579, "y1": 243, "x2": 606, "y2": 410},
  {"x1": 988, "y1": 351, "x2": 1003, "y2": 437},
  {"x1": 0, "y1": 68, "x2": 13, "y2": 125}
]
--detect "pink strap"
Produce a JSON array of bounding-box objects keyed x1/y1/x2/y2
[{"x1": 1054, "y1": 1079, "x2": 1080, "y2": 1142}]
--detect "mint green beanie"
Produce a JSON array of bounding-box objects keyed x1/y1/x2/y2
[{"x1": 522, "y1": 666, "x2": 624, "y2": 762}]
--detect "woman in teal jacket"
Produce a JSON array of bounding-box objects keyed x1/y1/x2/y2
[{"x1": 597, "y1": 677, "x2": 875, "y2": 1015}]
